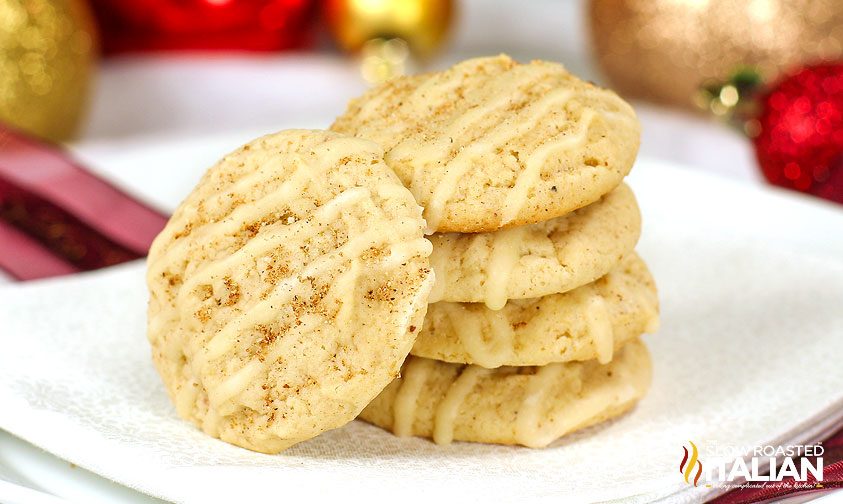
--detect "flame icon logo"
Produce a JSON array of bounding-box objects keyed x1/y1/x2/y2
[{"x1": 679, "y1": 441, "x2": 703, "y2": 486}]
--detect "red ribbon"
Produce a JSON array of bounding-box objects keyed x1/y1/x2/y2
[
  {"x1": 713, "y1": 427, "x2": 843, "y2": 503},
  {"x1": 0, "y1": 124, "x2": 168, "y2": 280}
]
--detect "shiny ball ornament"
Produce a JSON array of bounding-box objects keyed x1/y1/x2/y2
[
  {"x1": 324, "y1": 0, "x2": 454, "y2": 82},
  {"x1": 90, "y1": 0, "x2": 317, "y2": 53},
  {"x1": 589, "y1": 0, "x2": 843, "y2": 110},
  {"x1": 0, "y1": 0, "x2": 97, "y2": 141},
  {"x1": 753, "y1": 63, "x2": 843, "y2": 204}
]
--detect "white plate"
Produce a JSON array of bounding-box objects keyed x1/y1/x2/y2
[{"x1": 2, "y1": 134, "x2": 843, "y2": 504}]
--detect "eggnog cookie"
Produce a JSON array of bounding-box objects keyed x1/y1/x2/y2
[
  {"x1": 428, "y1": 184, "x2": 641, "y2": 308},
  {"x1": 147, "y1": 129, "x2": 434, "y2": 454},
  {"x1": 414, "y1": 254, "x2": 658, "y2": 368},
  {"x1": 360, "y1": 339, "x2": 651, "y2": 447},
  {"x1": 331, "y1": 54, "x2": 641, "y2": 233}
]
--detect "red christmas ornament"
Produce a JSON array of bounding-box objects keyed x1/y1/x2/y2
[
  {"x1": 752, "y1": 63, "x2": 843, "y2": 204},
  {"x1": 90, "y1": 0, "x2": 317, "y2": 54}
]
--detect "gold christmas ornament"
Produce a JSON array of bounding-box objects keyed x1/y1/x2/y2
[
  {"x1": 0, "y1": 0, "x2": 97, "y2": 141},
  {"x1": 360, "y1": 37, "x2": 411, "y2": 84},
  {"x1": 589, "y1": 0, "x2": 843, "y2": 110},
  {"x1": 324, "y1": 0, "x2": 454, "y2": 83}
]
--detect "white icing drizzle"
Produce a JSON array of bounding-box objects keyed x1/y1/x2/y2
[
  {"x1": 201, "y1": 407, "x2": 222, "y2": 437},
  {"x1": 184, "y1": 163, "x2": 280, "y2": 230},
  {"x1": 422, "y1": 88, "x2": 578, "y2": 232},
  {"x1": 427, "y1": 245, "x2": 451, "y2": 303},
  {"x1": 486, "y1": 310, "x2": 516, "y2": 367},
  {"x1": 515, "y1": 363, "x2": 563, "y2": 446},
  {"x1": 442, "y1": 303, "x2": 515, "y2": 369},
  {"x1": 442, "y1": 304, "x2": 488, "y2": 366},
  {"x1": 327, "y1": 199, "x2": 364, "y2": 332},
  {"x1": 433, "y1": 365, "x2": 491, "y2": 445},
  {"x1": 203, "y1": 212, "x2": 422, "y2": 409},
  {"x1": 423, "y1": 144, "x2": 483, "y2": 234},
  {"x1": 521, "y1": 379, "x2": 638, "y2": 448},
  {"x1": 332, "y1": 258, "x2": 361, "y2": 327},
  {"x1": 515, "y1": 346, "x2": 642, "y2": 448},
  {"x1": 207, "y1": 359, "x2": 263, "y2": 408},
  {"x1": 400, "y1": 72, "x2": 533, "y2": 232},
  {"x1": 392, "y1": 357, "x2": 435, "y2": 436},
  {"x1": 150, "y1": 137, "x2": 363, "y2": 277},
  {"x1": 351, "y1": 68, "x2": 467, "y2": 159},
  {"x1": 583, "y1": 293, "x2": 615, "y2": 364},
  {"x1": 483, "y1": 226, "x2": 527, "y2": 310},
  {"x1": 381, "y1": 238, "x2": 433, "y2": 269},
  {"x1": 499, "y1": 109, "x2": 597, "y2": 225},
  {"x1": 312, "y1": 136, "x2": 384, "y2": 165},
  {"x1": 196, "y1": 154, "x2": 300, "y2": 222},
  {"x1": 250, "y1": 316, "x2": 322, "y2": 391},
  {"x1": 201, "y1": 218, "x2": 420, "y2": 364},
  {"x1": 383, "y1": 68, "x2": 464, "y2": 122},
  {"x1": 176, "y1": 187, "x2": 371, "y2": 316},
  {"x1": 390, "y1": 65, "x2": 543, "y2": 163},
  {"x1": 148, "y1": 161, "x2": 314, "y2": 278}
]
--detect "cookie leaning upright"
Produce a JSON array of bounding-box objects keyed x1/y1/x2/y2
[
  {"x1": 146, "y1": 130, "x2": 433, "y2": 454},
  {"x1": 331, "y1": 54, "x2": 641, "y2": 233}
]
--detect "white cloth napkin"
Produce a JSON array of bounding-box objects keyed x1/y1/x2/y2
[{"x1": 2, "y1": 160, "x2": 843, "y2": 504}]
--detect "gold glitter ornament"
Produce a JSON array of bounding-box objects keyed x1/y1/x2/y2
[
  {"x1": 589, "y1": 0, "x2": 843, "y2": 110},
  {"x1": 0, "y1": 0, "x2": 97, "y2": 141},
  {"x1": 324, "y1": 0, "x2": 454, "y2": 83}
]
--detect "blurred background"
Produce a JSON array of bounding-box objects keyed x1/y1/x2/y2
[
  {"x1": 1, "y1": 0, "x2": 842, "y2": 284},
  {"x1": 0, "y1": 0, "x2": 840, "y2": 187}
]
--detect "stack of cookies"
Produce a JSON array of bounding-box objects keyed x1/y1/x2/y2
[
  {"x1": 332, "y1": 55, "x2": 660, "y2": 447},
  {"x1": 146, "y1": 54, "x2": 659, "y2": 454}
]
